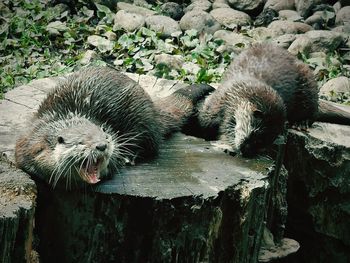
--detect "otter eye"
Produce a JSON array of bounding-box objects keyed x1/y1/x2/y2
[{"x1": 57, "y1": 136, "x2": 65, "y2": 144}]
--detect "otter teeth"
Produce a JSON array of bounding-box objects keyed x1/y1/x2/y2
[{"x1": 80, "y1": 160, "x2": 101, "y2": 184}]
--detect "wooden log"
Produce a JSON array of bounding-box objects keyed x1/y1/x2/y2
[
  {"x1": 284, "y1": 122, "x2": 350, "y2": 262},
  {"x1": 34, "y1": 133, "x2": 274, "y2": 263},
  {"x1": 0, "y1": 157, "x2": 37, "y2": 263}
]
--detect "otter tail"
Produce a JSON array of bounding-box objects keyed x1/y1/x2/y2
[
  {"x1": 154, "y1": 84, "x2": 215, "y2": 136},
  {"x1": 316, "y1": 99, "x2": 350, "y2": 125}
]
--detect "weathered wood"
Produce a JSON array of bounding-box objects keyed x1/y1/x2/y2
[
  {"x1": 34, "y1": 133, "x2": 273, "y2": 263},
  {"x1": 284, "y1": 122, "x2": 350, "y2": 263},
  {"x1": 0, "y1": 157, "x2": 37, "y2": 263}
]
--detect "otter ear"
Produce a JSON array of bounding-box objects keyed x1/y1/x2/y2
[
  {"x1": 253, "y1": 110, "x2": 264, "y2": 119},
  {"x1": 57, "y1": 136, "x2": 65, "y2": 144}
]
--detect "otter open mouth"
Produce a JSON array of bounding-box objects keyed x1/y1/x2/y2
[{"x1": 79, "y1": 158, "x2": 103, "y2": 184}]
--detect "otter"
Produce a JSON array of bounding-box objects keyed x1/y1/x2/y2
[
  {"x1": 187, "y1": 43, "x2": 350, "y2": 157},
  {"x1": 15, "y1": 67, "x2": 212, "y2": 188}
]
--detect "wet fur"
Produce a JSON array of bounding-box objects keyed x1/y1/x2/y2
[
  {"x1": 193, "y1": 43, "x2": 319, "y2": 156},
  {"x1": 15, "y1": 67, "x2": 208, "y2": 188}
]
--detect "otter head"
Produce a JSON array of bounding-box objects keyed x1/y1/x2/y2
[
  {"x1": 51, "y1": 119, "x2": 114, "y2": 186},
  {"x1": 36, "y1": 115, "x2": 117, "y2": 188},
  {"x1": 224, "y1": 84, "x2": 286, "y2": 157}
]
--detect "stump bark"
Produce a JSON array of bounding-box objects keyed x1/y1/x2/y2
[
  {"x1": 0, "y1": 157, "x2": 37, "y2": 263},
  {"x1": 284, "y1": 123, "x2": 350, "y2": 263},
  {"x1": 34, "y1": 134, "x2": 275, "y2": 263}
]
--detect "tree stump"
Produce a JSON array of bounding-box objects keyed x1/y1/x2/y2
[
  {"x1": 0, "y1": 157, "x2": 37, "y2": 263},
  {"x1": 34, "y1": 133, "x2": 275, "y2": 263},
  {"x1": 284, "y1": 122, "x2": 350, "y2": 263}
]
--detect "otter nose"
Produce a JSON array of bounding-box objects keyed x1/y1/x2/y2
[{"x1": 96, "y1": 143, "x2": 107, "y2": 152}]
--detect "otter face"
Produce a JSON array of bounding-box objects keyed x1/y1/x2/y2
[
  {"x1": 230, "y1": 101, "x2": 284, "y2": 157},
  {"x1": 46, "y1": 117, "x2": 115, "y2": 188}
]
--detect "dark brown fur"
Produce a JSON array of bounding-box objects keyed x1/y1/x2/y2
[
  {"x1": 191, "y1": 43, "x2": 320, "y2": 157},
  {"x1": 15, "y1": 67, "x2": 209, "y2": 188}
]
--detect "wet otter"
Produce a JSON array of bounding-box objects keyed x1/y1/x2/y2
[
  {"x1": 189, "y1": 43, "x2": 350, "y2": 157},
  {"x1": 15, "y1": 67, "x2": 211, "y2": 188}
]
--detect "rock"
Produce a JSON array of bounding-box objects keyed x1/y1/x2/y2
[
  {"x1": 117, "y1": 2, "x2": 155, "y2": 16},
  {"x1": 305, "y1": 10, "x2": 336, "y2": 29},
  {"x1": 333, "y1": 2, "x2": 341, "y2": 13},
  {"x1": 160, "y1": 2, "x2": 184, "y2": 20},
  {"x1": 179, "y1": 10, "x2": 221, "y2": 35},
  {"x1": 145, "y1": 15, "x2": 181, "y2": 37},
  {"x1": 295, "y1": 0, "x2": 325, "y2": 18},
  {"x1": 248, "y1": 27, "x2": 273, "y2": 41},
  {"x1": 259, "y1": 237, "x2": 300, "y2": 262},
  {"x1": 213, "y1": 30, "x2": 252, "y2": 51},
  {"x1": 103, "y1": 31, "x2": 117, "y2": 41},
  {"x1": 332, "y1": 24, "x2": 350, "y2": 34},
  {"x1": 254, "y1": 8, "x2": 278, "y2": 27},
  {"x1": 278, "y1": 10, "x2": 303, "y2": 21},
  {"x1": 114, "y1": 10, "x2": 145, "y2": 31},
  {"x1": 133, "y1": 0, "x2": 151, "y2": 9},
  {"x1": 284, "y1": 122, "x2": 350, "y2": 262},
  {"x1": 267, "y1": 20, "x2": 313, "y2": 37},
  {"x1": 288, "y1": 30, "x2": 344, "y2": 55},
  {"x1": 213, "y1": 0, "x2": 230, "y2": 9},
  {"x1": 272, "y1": 33, "x2": 297, "y2": 48},
  {"x1": 0, "y1": 158, "x2": 37, "y2": 263},
  {"x1": 184, "y1": 0, "x2": 212, "y2": 12},
  {"x1": 264, "y1": 0, "x2": 295, "y2": 12},
  {"x1": 335, "y1": 6, "x2": 350, "y2": 25},
  {"x1": 154, "y1": 54, "x2": 184, "y2": 70},
  {"x1": 80, "y1": 50, "x2": 98, "y2": 65},
  {"x1": 210, "y1": 7, "x2": 252, "y2": 28},
  {"x1": 227, "y1": 0, "x2": 265, "y2": 12},
  {"x1": 319, "y1": 76, "x2": 350, "y2": 102}
]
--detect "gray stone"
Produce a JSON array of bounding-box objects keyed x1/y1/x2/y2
[
  {"x1": 210, "y1": 7, "x2": 252, "y2": 28},
  {"x1": 227, "y1": 0, "x2": 265, "y2": 11},
  {"x1": 213, "y1": 0, "x2": 230, "y2": 9},
  {"x1": 79, "y1": 50, "x2": 98, "y2": 65},
  {"x1": 114, "y1": 10, "x2": 145, "y2": 32},
  {"x1": 117, "y1": 2, "x2": 155, "y2": 16},
  {"x1": 288, "y1": 30, "x2": 344, "y2": 55},
  {"x1": 103, "y1": 31, "x2": 117, "y2": 41},
  {"x1": 335, "y1": 6, "x2": 350, "y2": 25},
  {"x1": 320, "y1": 76, "x2": 350, "y2": 102},
  {"x1": 179, "y1": 10, "x2": 221, "y2": 35},
  {"x1": 305, "y1": 10, "x2": 336, "y2": 27},
  {"x1": 295, "y1": 0, "x2": 325, "y2": 18},
  {"x1": 332, "y1": 24, "x2": 350, "y2": 35},
  {"x1": 264, "y1": 0, "x2": 295, "y2": 12},
  {"x1": 145, "y1": 15, "x2": 181, "y2": 37},
  {"x1": 247, "y1": 27, "x2": 273, "y2": 41},
  {"x1": 272, "y1": 33, "x2": 297, "y2": 48},
  {"x1": 278, "y1": 10, "x2": 303, "y2": 21},
  {"x1": 267, "y1": 20, "x2": 313, "y2": 37},
  {"x1": 160, "y1": 2, "x2": 184, "y2": 20},
  {"x1": 213, "y1": 30, "x2": 252, "y2": 51},
  {"x1": 154, "y1": 54, "x2": 184, "y2": 70},
  {"x1": 133, "y1": 0, "x2": 151, "y2": 9},
  {"x1": 184, "y1": 0, "x2": 212, "y2": 12}
]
